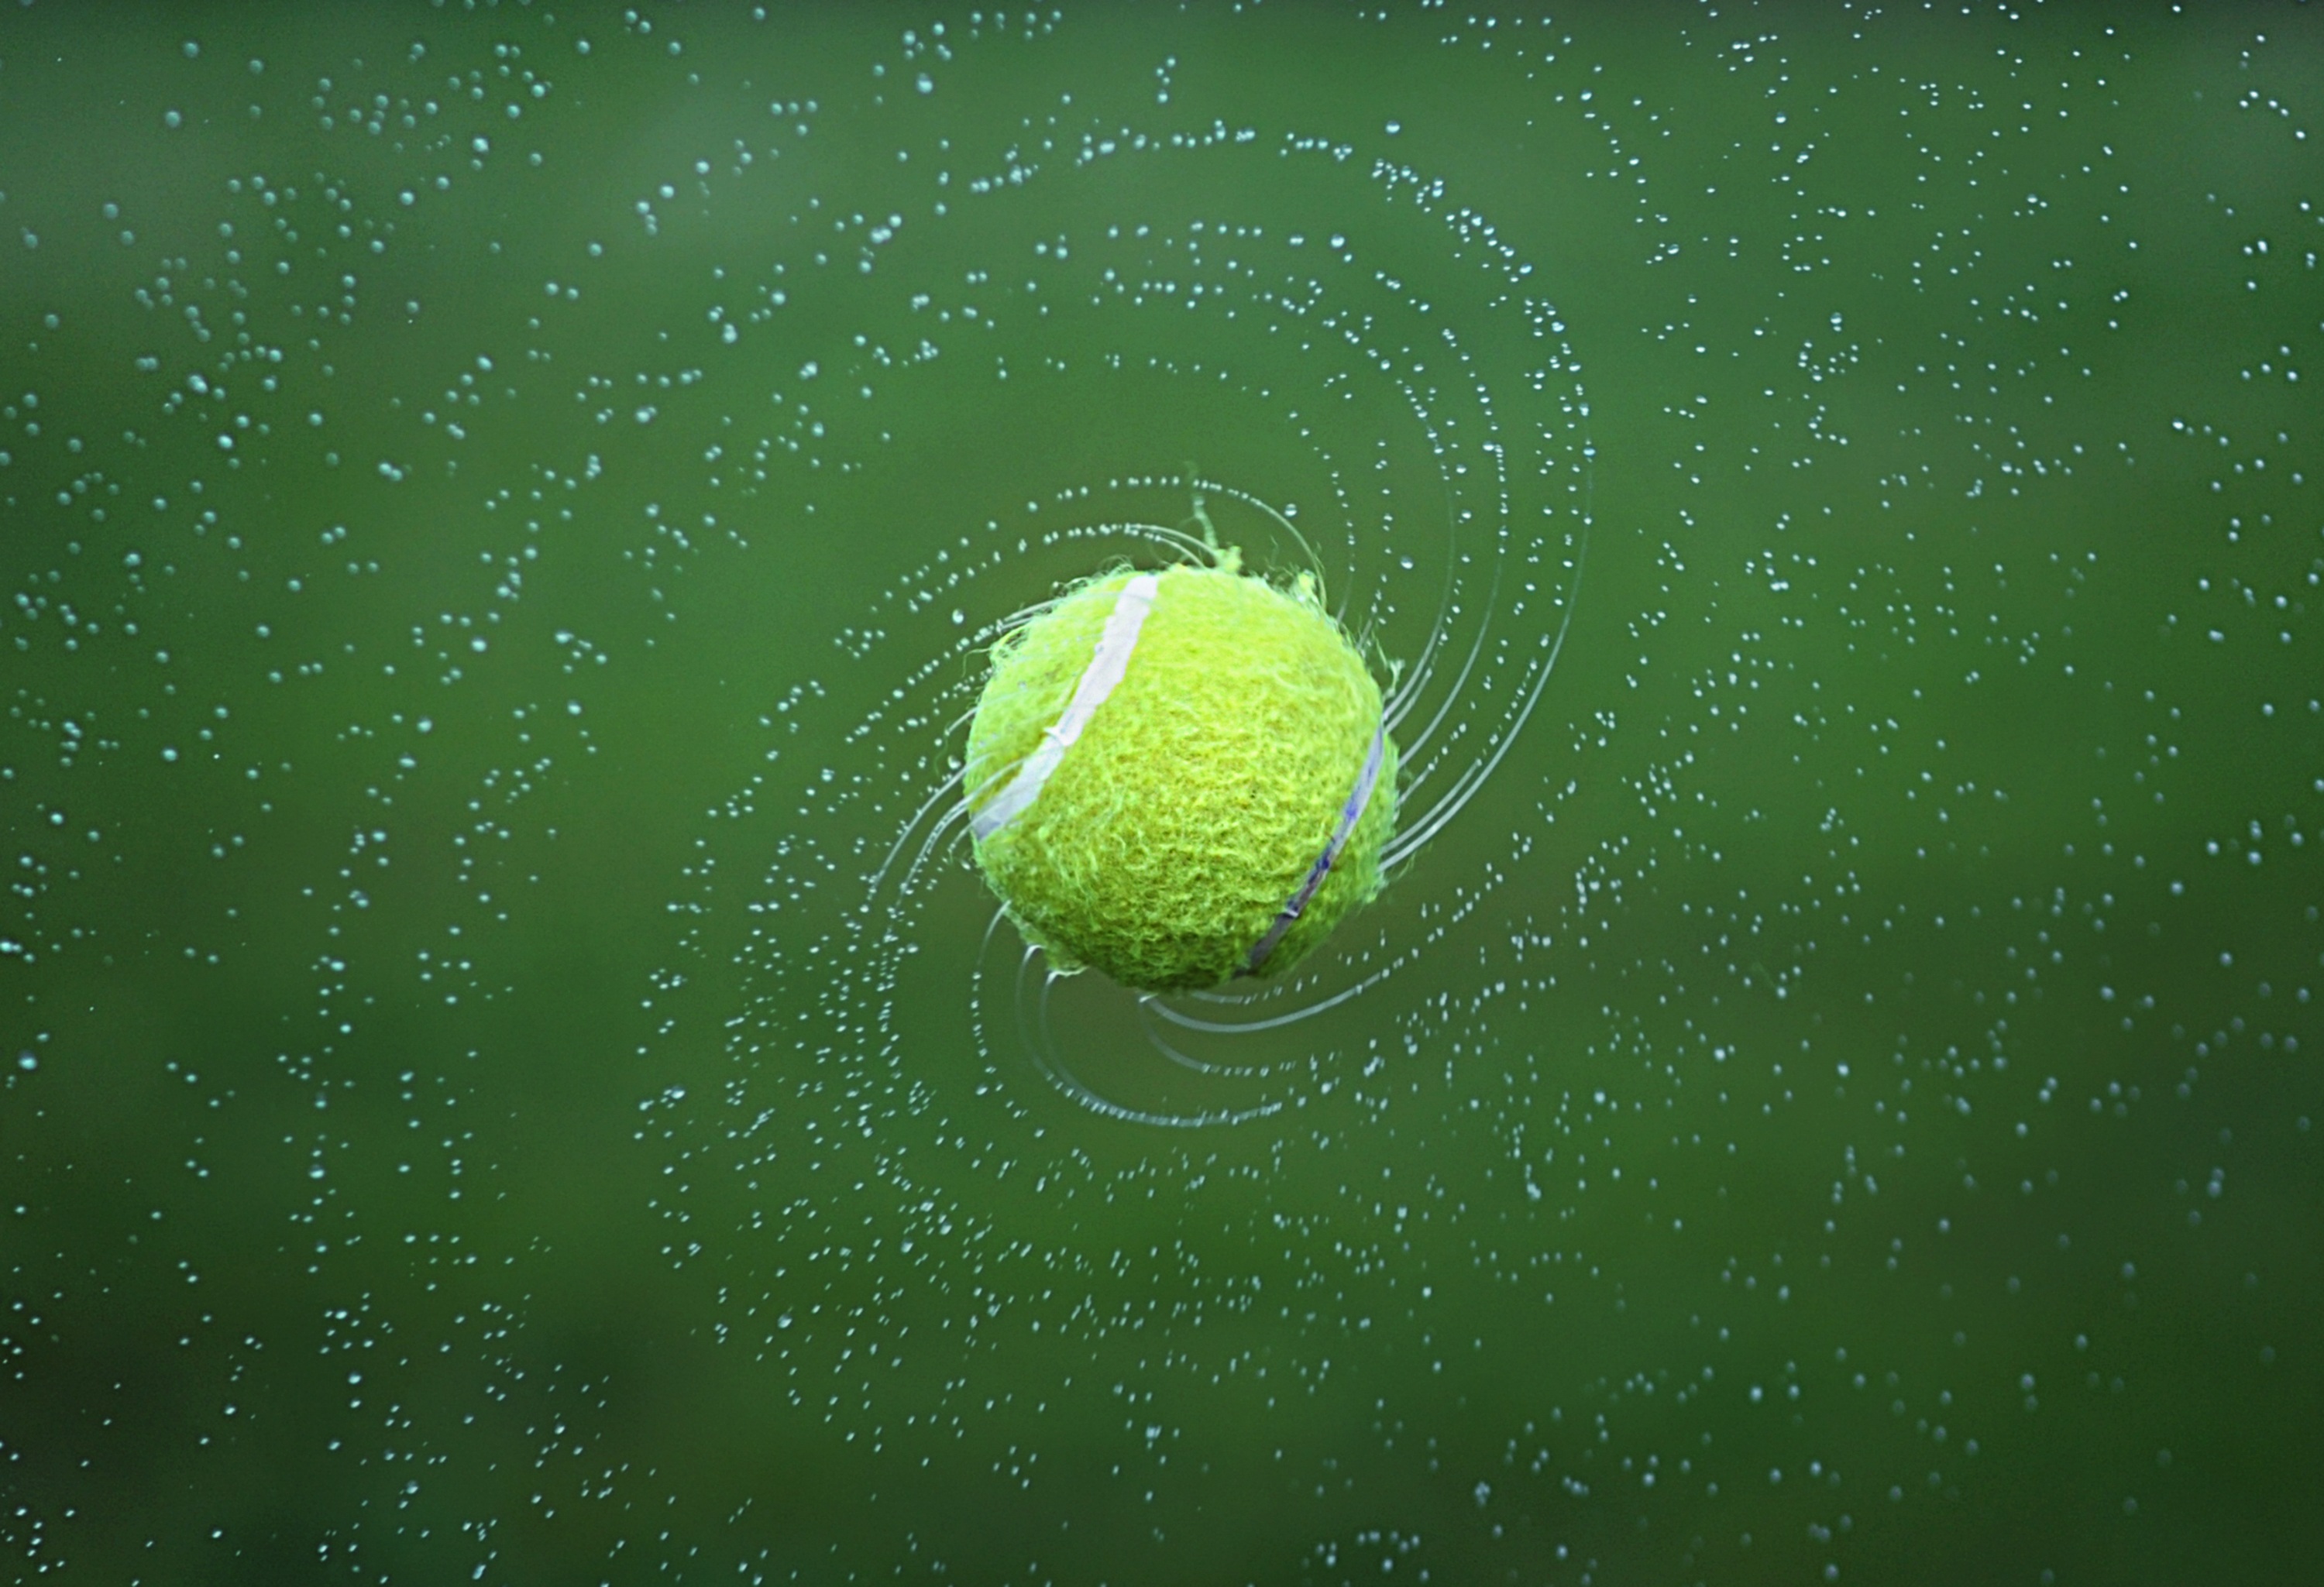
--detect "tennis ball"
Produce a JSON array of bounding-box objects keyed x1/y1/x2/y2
[{"x1": 964, "y1": 557, "x2": 1397, "y2": 993}]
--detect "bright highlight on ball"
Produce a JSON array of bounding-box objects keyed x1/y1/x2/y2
[{"x1": 964, "y1": 552, "x2": 1397, "y2": 992}]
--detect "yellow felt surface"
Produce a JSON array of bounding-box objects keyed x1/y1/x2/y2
[{"x1": 964, "y1": 562, "x2": 1397, "y2": 992}]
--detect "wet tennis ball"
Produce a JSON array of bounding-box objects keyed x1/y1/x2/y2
[{"x1": 964, "y1": 557, "x2": 1397, "y2": 992}]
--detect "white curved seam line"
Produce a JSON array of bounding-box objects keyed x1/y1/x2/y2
[
  {"x1": 1241, "y1": 718, "x2": 1387, "y2": 977},
  {"x1": 971, "y1": 574, "x2": 1157, "y2": 840}
]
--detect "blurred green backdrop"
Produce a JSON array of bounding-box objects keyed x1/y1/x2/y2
[{"x1": 2, "y1": 4, "x2": 2319, "y2": 1584}]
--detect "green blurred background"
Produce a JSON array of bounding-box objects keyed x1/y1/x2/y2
[{"x1": 2, "y1": 4, "x2": 2319, "y2": 1583}]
